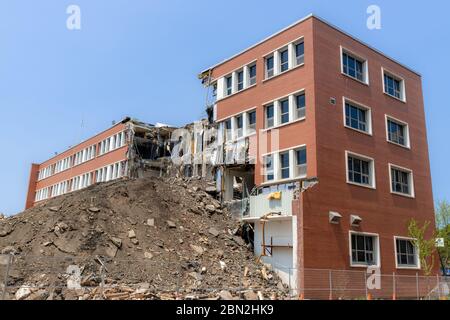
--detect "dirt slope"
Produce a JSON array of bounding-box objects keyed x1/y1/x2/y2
[{"x1": 0, "y1": 177, "x2": 288, "y2": 300}]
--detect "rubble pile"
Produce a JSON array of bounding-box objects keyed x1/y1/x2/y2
[{"x1": 0, "y1": 177, "x2": 290, "y2": 300}]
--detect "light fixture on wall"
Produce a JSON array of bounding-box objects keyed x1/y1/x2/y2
[
  {"x1": 350, "y1": 215, "x2": 362, "y2": 227},
  {"x1": 329, "y1": 211, "x2": 342, "y2": 224}
]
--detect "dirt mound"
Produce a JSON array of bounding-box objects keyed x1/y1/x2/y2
[{"x1": 0, "y1": 177, "x2": 289, "y2": 300}]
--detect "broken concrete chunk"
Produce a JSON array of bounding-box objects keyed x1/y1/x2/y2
[
  {"x1": 243, "y1": 290, "x2": 258, "y2": 300},
  {"x1": 128, "y1": 230, "x2": 136, "y2": 239},
  {"x1": 49, "y1": 206, "x2": 61, "y2": 212},
  {"x1": 131, "y1": 238, "x2": 139, "y2": 245},
  {"x1": 219, "y1": 261, "x2": 227, "y2": 271},
  {"x1": 147, "y1": 218, "x2": 155, "y2": 227},
  {"x1": 190, "y1": 244, "x2": 204, "y2": 255},
  {"x1": 218, "y1": 290, "x2": 233, "y2": 300},
  {"x1": 42, "y1": 241, "x2": 53, "y2": 247},
  {"x1": 144, "y1": 252, "x2": 153, "y2": 259},
  {"x1": 109, "y1": 237, "x2": 122, "y2": 248},
  {"x1": 166, "y1": 220, "x2": 176, "y2": 228},
  {"x1": 208, "y1": 227, "x2": 220, "y2": 237},
  {"x1": 15, "y1": 286, "x2": 33, "y2": 300},
  {"x1": 105, "y1": 244, "x2": 118, "y2": 258},
  {"x1": 205, "y1": 205, "x2": 216, "y2": 213},
  {"x1": 88, "y1": 207, "x2": 101, "y2": 213}
]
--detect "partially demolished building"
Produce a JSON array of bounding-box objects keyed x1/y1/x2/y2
[
  {"x1": 25, "y1": 117, "x2": 175, "y2": 209},
  {"x1": 26, "y1": 14, "x2": 438, "y2": 298}
]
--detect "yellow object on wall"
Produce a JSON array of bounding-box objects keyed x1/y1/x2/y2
[{"x1": 267, "y1": 191, "x2": 282, "y2": 200}]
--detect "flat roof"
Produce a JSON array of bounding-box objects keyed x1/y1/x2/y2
[{"x1": 200, "y1": 13, "x2": 420, "y2": 77}]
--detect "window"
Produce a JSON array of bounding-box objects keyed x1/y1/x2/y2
[
  {"x1": 295, "y1": 147, "x2": 307, "y2": 177},
  {"x1": 345, "y1": 101, "x2": 370, "y2": 133},
  {"x1": 383, "y1": 71, "x2": 405, "y2": 101},
  {"x1": 390, "y1": 165, "x2": 414, "y2": 197},
  {"x1": 342, "y1": 51, "x2": 365, "y2": 82},
  {"x1": 280, "y1": 49, "x2": 289, "y2": 72},
  {"x1": 295, "y1": 42, "x2": 304, "y2": 66},
  {"x1": 280, "y1": 99, "x2": 289, "y2": 124},
  {"x1": 225, "y1": 76, "x2": 233, "y2": 96},
  {"x1": 247, "y1": 110, "x2": 256, "y2": 134},
  {"x1": 351, "y1": 233, "x2": 378, "y2": 266},
  {"x1": 387, "y1": 117, "x2": 409, "y2": 147},
  {"x1": 279, "y1": 152, "x2": 290, "y2": 179},
  {"x1": 347, "y1": 152, "x2": 374, "y2": 188},
  {"x1": 263, "y1": 155, "x2": 274, "y2": 182},
  {"x1": 249, "y1": 64, "x2": 257, "y2": 85},
  {"x1": 236, "y1": 115, "x2": 243, "y2": 138},
  {"x1": 224, "y1": 119, "x2": 232, "y2": 141},
  {"x1": 265, "y1": 104, "x2": 274, "y2": 128},
  {"x1": 266, "y1": 56, "x2": 274, "y2": 78},
  {"x1": 295, "y1": 93, "x2": 306, "y2": 119},
  {"x1": 396, "y1": 238, "x2": 418, "y2": 268},
  {"x1": 237, "y1": 70, "x2": 244, "y2": 91}
]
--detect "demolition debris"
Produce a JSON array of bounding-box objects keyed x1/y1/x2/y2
[{"x1": 0, "y1": 176, "x2": 289, "y2": 300}]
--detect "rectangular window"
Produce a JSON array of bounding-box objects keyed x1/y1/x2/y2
[
  {"x1": 396, "y1": 238, "x2": 418, "y2": 267},
  {"x1": 237, "y1": 70, "x2": 244, "y2": 91},
  {"x1": 225, "y1": 76, "x2": 233, "y2": 96},
  {"x1": 280, "y1": 49, "x2": 289, "y2": 72},
  {"x1": 263, "y1": 154, "x2": 274, "y2": 181},
  {"x1": 236, "y1": 115, "x2": 243, "y2": 138},
  {"x1": 384, "y1": 72, "x2": 404, "y2": 100},
  {"x1": 295, "y1": 93, "x2": 306, "y2": 119},
  {"x1": 249, "y1": 64, "x2": 257, "y2": 85},
  {"x1": 266, "y1": 56, "x2": 274, "y2": 78},
  {"x1": 391, "y1": 166, "x2": 413, "y2": 196},
  {"x1": 279, "y1": 152, "x2": 290, "y2": 179},
  {"x1": 345, "y1": 102, "x2": 368, "y2": 133},
  {"x1": 342, "y1": 51, "x2": 365, "y2": 82},
  {"x1": 387, "y1": 118, "x2": 407, "y2": 147},
  {"x1": 295, "y1": 147, "x2": 307, "y2": 177},
  {"x1": 351, "y1": 233, "x2": 377, "y2": 266},
  {"x1": 224, "y1": 119, "x2": 232, "y2": 141},
  {"x1": 280, "y1": 99, "x2": 289, "y2": 124},
  {"x1": 295, "y1": 42, "x2": 304, "y2": 66},
  {"x1": 265, "y1": 104, "x2": 274, "y2": 128},
  {"x1": 347, "y1": 154, "x2": 373, "y2": 187},
  {"x1": 247, "y1": 110, "x2": 256, "y2": 134}
]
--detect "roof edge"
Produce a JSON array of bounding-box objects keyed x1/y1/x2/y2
[{"x1": 199, "y1": 13, "x2": 420, "y2": 77}]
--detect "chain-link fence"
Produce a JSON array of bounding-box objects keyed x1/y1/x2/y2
[{"x1": 1, "y1": 254, "x2": 449, "y2": 300}]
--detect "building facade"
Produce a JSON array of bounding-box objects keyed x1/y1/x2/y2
[
  {"x1": 200, "y1": 14, "x2": 437, "y2": 294},
  {"x1": 25, "y1": 118, "x2": 173, "y2": 209}
]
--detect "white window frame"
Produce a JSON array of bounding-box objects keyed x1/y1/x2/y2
[
  {"x1": 385, "y1": 115, "x2": 410, "y2": 149},
  {"x1": 394, "y1": 236, "x2": 421, "y2": 270},
  {"x1": 349, "y1": 231, "x2": 381, "y2": 268},
  {"x1": 340, "y1": 46, "x2": 369, "y2": 85},
  {"x1": 343, "y1": 97, "x2": 372, "y2": 135},
  {"x1": 388, "y1": 163, "x2": 415, "y2": 198},
  {"x1": 261, "y1": 144, "x2": 307, "y2": 185},
  {"x1": 382, "y1": 67, "x2": 406, "y2": 102},
  {"x1": 345, "y1": 151, "x2": 376, "y2": 189}
]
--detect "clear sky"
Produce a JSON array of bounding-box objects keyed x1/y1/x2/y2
[{"x1": 0, "y1": 0, "x2": 449, "y2": 215}]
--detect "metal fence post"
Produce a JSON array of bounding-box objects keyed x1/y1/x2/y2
[
  {"x1": 328, "y1": 270, "x2": 332, "y2": 300},
  {"x1": 436, "y1": 274, "x2": 441, "y2": 300},
  {"x1": 364, "y1": 271, "x2": 368, "y2": 300},
  {"x1": 99, "y1": 265, "x2": 105, "y2": 300},
  {"x1": 1, "y1": 254, "x2": 13, "y2": 300},
  {"x1": 392, "y1": 272, "x2": 396, "y2": 300},
  {"x1": 416, "y1": 272, "x2": 419, "y2": 300}
]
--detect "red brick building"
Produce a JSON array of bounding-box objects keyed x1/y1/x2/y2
[
  {"x1": 200, "y1": 14, "x2": 437, "y2": 294},
  {"x1": 25, "y1": 118, "x2": 173, "y2": 210}
]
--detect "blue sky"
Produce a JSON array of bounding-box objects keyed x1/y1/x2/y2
[{"x1": 0, "y1": 0, "x2": 449, "y2": 215}]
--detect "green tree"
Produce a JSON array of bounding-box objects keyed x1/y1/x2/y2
[
  {"x1": 408, "y1": 219, "x2": 436, "y2": 276},
  {"x1": 435, "y1": 200, "x2": 450, "y2": 271}
]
